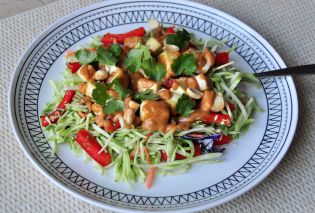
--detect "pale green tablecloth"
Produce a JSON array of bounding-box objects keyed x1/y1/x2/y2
[{"x1": 0, "y1": 0, "x2": 314, "y2": 212}]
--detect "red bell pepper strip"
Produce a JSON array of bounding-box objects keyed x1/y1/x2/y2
[
  {"x1": 201, "y1": 113, "x2": 231, "y2": 126},
  {"x1": 228, "y1": 102, "x2": 235, "y2": 111},
  {"x1": 41, "y1": 90, "x2": 76, "y2": 127},
  {"x1": 213, "y1": 135, "x2": 232, "y2": 146},
  {"x1": 160, "y1": 150, "x2": 168, "y2": 161},
  {"x1": 193, "y1": 143, "x2": 202, "y2": 156},
  {"x1": 175, "y1": 153, "x2": 186, "y2": 160},
  {"x1": 105, "y1": 120, "x2": 120, "y2": 133},
  {"x1": 165, "y1": 26, "x2": 176, "y2": 34},
  {"x1": 75, "y1": 129, "x2": 111, "y2": 166},
  {"x1": 142, "y1": 132, "x2": 153, "y2": 143},
  {"x1": 164, "y1": 78, "x2": 175, "y2": 89},
  {"x1": 67, "y1": 62, "x2": 81, "y2": 73},
  {"x1": 215, "y1": 52, "x2": 229, "y2": 65},
  {"x1": 101, "y1": 27, "x2": 146, "y2": 44},
  {"x1": 175, "y1": 143, "x2": 201, "y2": 160}
]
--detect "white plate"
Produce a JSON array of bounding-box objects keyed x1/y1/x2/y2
[{"x1": 8, "y1": 0, "x2": 298, "y2": 212}]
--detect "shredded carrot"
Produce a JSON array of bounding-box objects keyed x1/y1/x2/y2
[
  {"x1": 144, "y1": 147, "x2": 156, "y2": 188},
  {"x1": 143, "y1": 147, "x2": 151, "y2": 164},
  {"x1": 143, "y1": 132, "x2": 153, "y2": 143},
  {"x1": 145, "y1": 167, "x2": 156, "y2": 189},
  {"x1": 78, "y1": 111, "x2": 87, "y2": 118},
  {"x1": 129, "y1": 148, "x2": 139, "y2": 160}
]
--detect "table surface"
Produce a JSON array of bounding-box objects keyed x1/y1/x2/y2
[
  {"x1": 0, "y1": 0, "x2": 57, "y2": 19},
  {"x1": 1, "y1": 0, "x2": 314, "y2": 212}
]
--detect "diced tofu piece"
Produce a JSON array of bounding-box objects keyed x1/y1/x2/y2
[
  {"x1": 200, "y1": 90, "x2": 215, "y2": 112},
  {"x1": 211, "y1": 92, "x2": 225, "y2": 112},
  {"x1": 104, "y1": 65, "x2": 121, "y2": 74},
  {"x1": 123, "y1": 108, "x2": 135, "y2": 125},
  {"x1": 137, "y1": 78, "x2": 160, "y2": 93},
  {"x1": 185, "y1": 77, "x2": 199, "y2": 89},
  {"x1": 78, "y1": 82, "x2": 87, "y2": 94},
  {"x1": 93, "y1": 70, "x2": 108, "y2": 81},
  {"x1": 198, "y1": 48, "x2": 215, "y2": 73},
  {"x1": 91, "y1": 104, "x2": 104, "y2": 116},
  {"x1": 128, "y1": 100, "x2": 140, "y2": 111},
  {"x1": 183, "y1": 48, "x2": 200, "y2": 59},
  {"x1": 157, "y1": 89, "x2": 172, "y2": 100},
  {"x1": 170, "y1": 81, "x2": 186, "y2": 96},
  {"x1": 85, "y1": 81, "x2": 96, "y2": 98},
  {"x1": 163, "y1": 44, "x2": 180, "y2": 52},
  {"x1": 187, "y1": 88, "x2": 202, "y2": 99},
  {"x1": 165, "y1": 92, "x2": 180, "y2": 112},
  {"x1": 77, "y1": 64, "x2": 96, "y2": 82},
  {"x1": 158, "y1": 50, "x2": 180, "y2": 79},
  {"x1": 146, "y1": 37, "x2": 161, "y2": 53},
  {"x1": 148, "y1": 19, "x2": 160, "y2": 32},
  {"x1": 106, "y1": 69, "x2": 129, "y2": 88},
  {"x1": 128, "y1": 71, "x2": 144, "y2": 92},
  {"x1": 124, "y1": 96, "x2": 140, "y2": 111},
  {"x1": 194, "y1": 74, "x2": 210, "y2": 91},
  {"x1": 140, "y1": 100, "x2": 170, "y2": 122},
  {"x1": 124, "y1": 36, "x2": 142, "y2": 49}
]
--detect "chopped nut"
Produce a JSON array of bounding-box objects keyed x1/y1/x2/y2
[{"x1": 93, "y1": 70, "x2": 108, "y2": 81}]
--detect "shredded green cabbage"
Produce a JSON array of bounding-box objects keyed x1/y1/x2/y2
[{"x1": 41, "y1": 34, "x2": 261, "y2": 185}]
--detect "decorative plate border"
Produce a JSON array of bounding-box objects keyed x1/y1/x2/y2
[{"x1": 9, "y1": 0, "x2": 297, "y2": 212}]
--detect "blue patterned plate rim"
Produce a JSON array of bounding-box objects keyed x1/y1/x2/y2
[{"x1": 8, "y1": 0, "x2": 298, "y2": 212}]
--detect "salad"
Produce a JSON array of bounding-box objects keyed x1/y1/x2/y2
[{"x1": 41, "y1": 19, "x2": 261, "y2": 188}]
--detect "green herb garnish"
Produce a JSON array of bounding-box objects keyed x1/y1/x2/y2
[
  {"x1": 111, "y1": 78, "x2": 131, "y2": 99},
  {"x1": 104, "y1": 99, "x2": 124, "y2": 114},
  {"x1": 124, "y1": 45, "x2": 151, "y2": 72},
  {"x1": 176, "y1": 94, "x2": 195, "y2": 117},
  {"x1": 75, "y1": 49, "x2": 96, "y2": 64},
  {"x1": 165, "y1": 29, "x2": 190, "y2": 50},
  {"x1": 96, "y1": 46, "x2": 117, "y2": 65},
  {"x1": 92, "y1": 82, "x2": 125, "y2": 114},
  {"x1": 142, "y1": 58, "x2": 166, "y2": 82},
  {"x1": 172, "y1": 54, "x2": 197, "y2": 76},
  {"x1": 134, "y1": 89, "x2": 159, "y2": 101}
]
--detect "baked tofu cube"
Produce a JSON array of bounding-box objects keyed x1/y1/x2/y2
[
  {"x1": 165, "y1": 92, "x2": 180, "y2": 112},
  {"x1": 85, "y1": 81, "x2": 96, "y2": 98},
  {"x1": 77, "y1": 64, "x2": 96, "y2": 82},
  {"x1": 146, "y1": 37, "x2": 161, "y2": 53},
  {"x1": 194, "y1": 74, "x2": 210, "y2": 91},
  {"x1": 106, "y1": 69, "x2": 129, "y2": 88},
  {"x1": 158, "y1": 50, "x2": 180, "y2": 79},
  {"x1": 148, "y1": 19, "x2": 160, "y2": 32},
  {"x1": 137, "y1": 78, "x2": 160, "y2": 93}
]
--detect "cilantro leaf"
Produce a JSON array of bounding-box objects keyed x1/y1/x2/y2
[
  {"x1": 142, "y1": 58, "x2": 166, "y2": 82},
  {"x1": 109, "y1": 44, "x2": 121, "y2": 57},
  {"x1": 124, "y1": 45, "x2": 151, "y2": 72},
  {"x1": 111, "y1": 78, "x2": 131, "y2": 99},
  {"x1": 96, "y1": 46, "x2": 117, "y2": 65},
  {"x1": 92, "y1": 82, "x2": 126, "y2": 114},
  {"x1": 165, "y1": 29, "x2": 190, "y2": 50},
  {"x1": 134, "y1": 89, "x2": 159, "y2": 101},
  {"x1": 176, "y1": 94, "x2": 195, "y2": 117},
  {"x1": 92, "y1": 83, "x2": 111, "y2": 106},
  {"x1": 105, "y1": 99, "x2": 124, "y2": 114},
  {"x1": 75, "y1": 49, "x2": 97, "y2": 64},
  {"x1": 172, "y1": 54, "x2": 197, "y2": 76}
]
